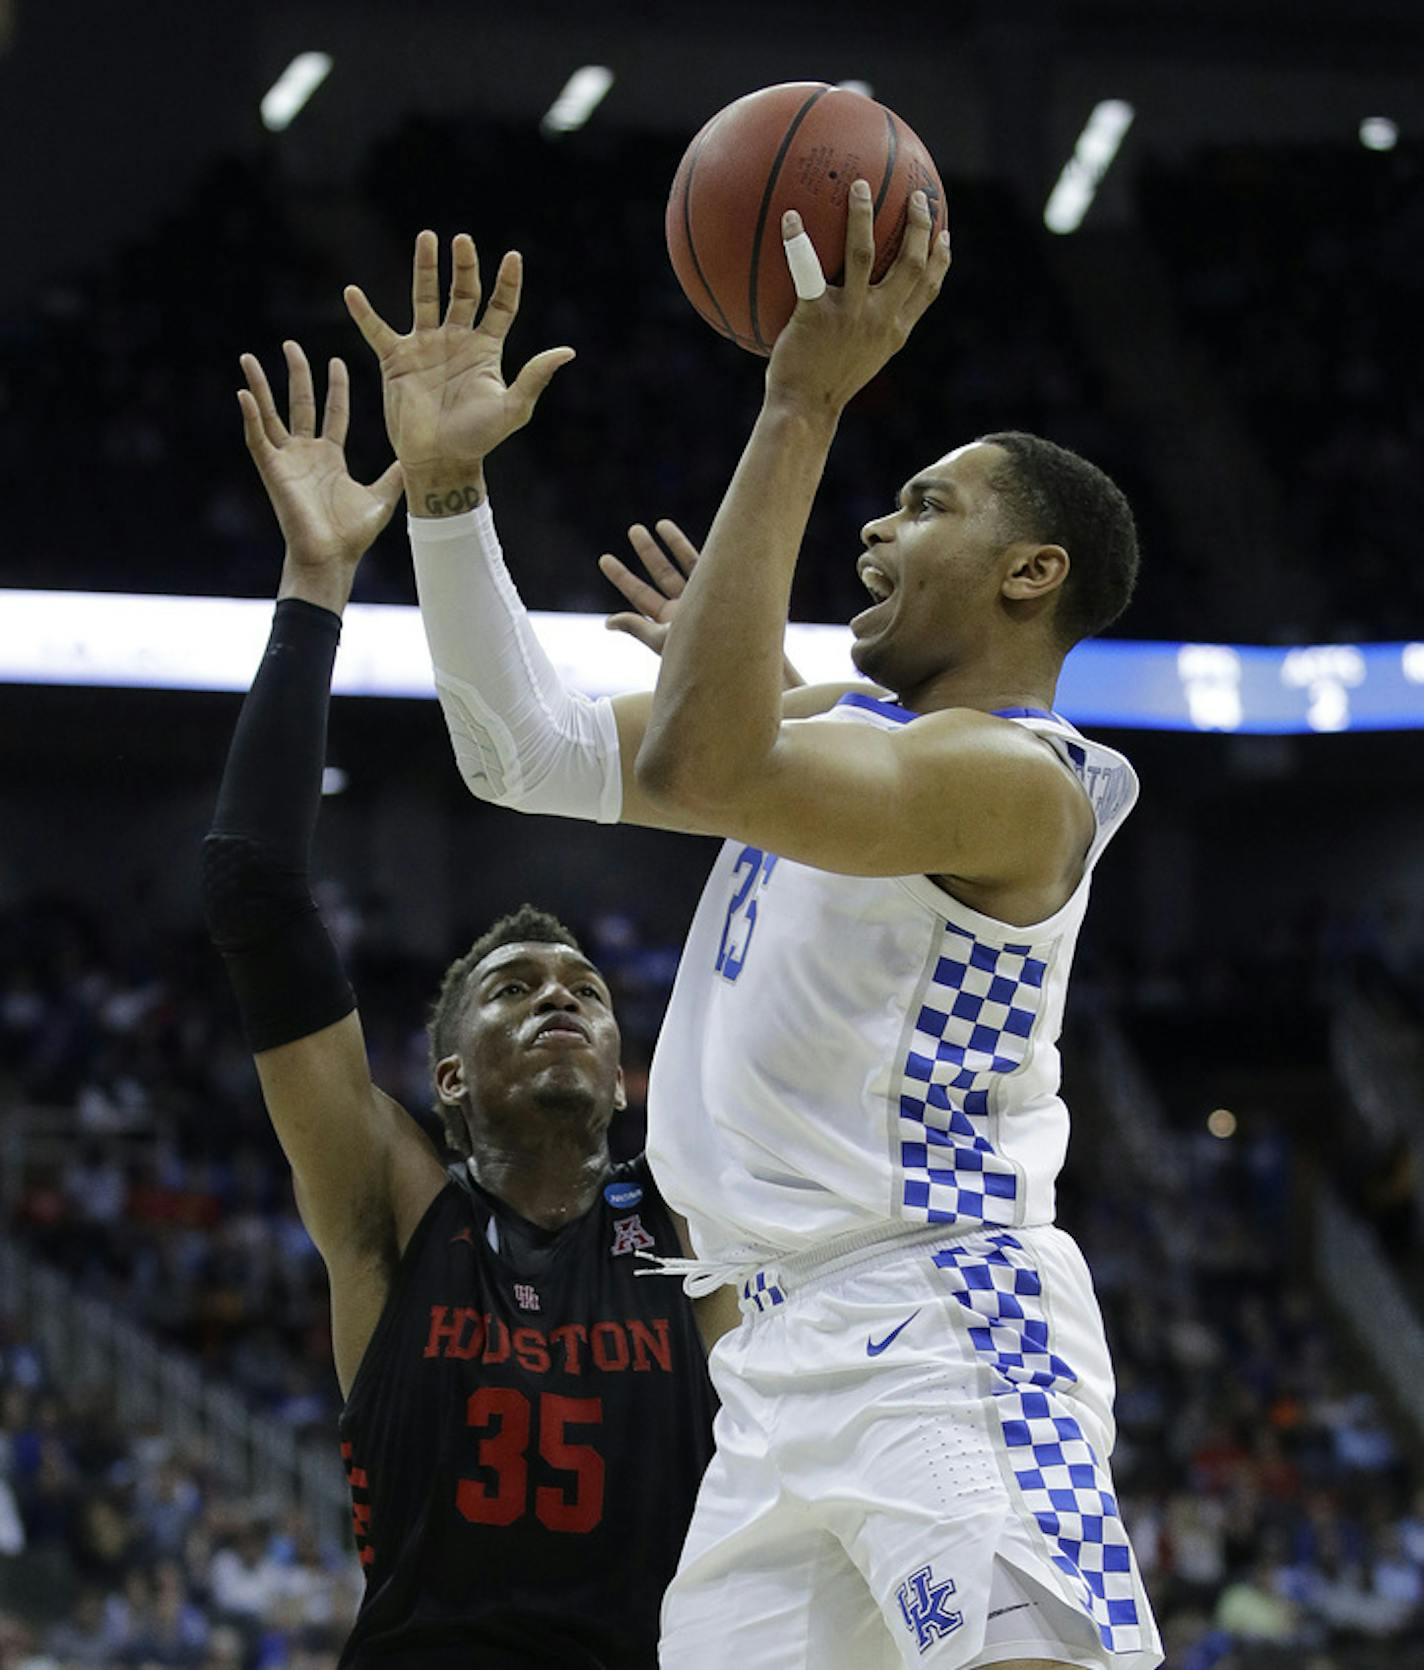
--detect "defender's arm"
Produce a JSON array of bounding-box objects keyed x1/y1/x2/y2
[{"x1": 203, "y1": 347, "x2": 444, "y2": 1394}]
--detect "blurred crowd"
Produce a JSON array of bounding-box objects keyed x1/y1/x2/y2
[
  {"x1": 4, "y1": 888, "x2": 1424, "y2": 1666},
  {"x1": 1140, "y1": 139, "x2": 1424, "y2": 643},
  {"x1": 0, "y1": 1324, "x2": 359, "y2": 1668},
  {"x1": 1073, "y1": 1120, "x2": 1424, "y2": 1668},
  {"x1": 0, "y1": 116, "x2": 1181, "y2": 631}
]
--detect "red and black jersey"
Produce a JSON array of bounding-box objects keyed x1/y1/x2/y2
[{"x1": 336, "y1": 1155, "x2": 716, "y2": 1669}]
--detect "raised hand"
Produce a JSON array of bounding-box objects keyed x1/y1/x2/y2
[
  {"x1": 344, "y1": 232, "x2": 575, "y2": 514},
  {"x1": 767, "y1": 180, "x2": 951, "y2": 415},
  {"x1": 598, "y1": 520, "x2": 701, "y2": 655},
  {"x1": 238, "y1": 343, "x2": 404, "y2": 608}
]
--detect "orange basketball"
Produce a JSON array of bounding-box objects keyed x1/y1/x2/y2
[{"x1": 666, "y1": 81, "x2": 946, "y2": 355}]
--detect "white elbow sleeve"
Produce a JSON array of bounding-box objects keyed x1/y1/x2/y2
[{"x1": 409, "y1": 503, "x2": 623, "y2": 824}]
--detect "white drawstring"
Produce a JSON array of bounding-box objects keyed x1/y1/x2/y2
[{"x1": 634, "y1": 1250, "x2": 764, "y2": 1298}]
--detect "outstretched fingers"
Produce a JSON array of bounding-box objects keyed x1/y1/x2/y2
[
  {"x1": 239, "y1": 352, "x2": 287, "y2": 448},
  {"x1": 651, "y1": 519, "x2": 700, "y2": 577},
  {"x1": 411, "y1": 228, "x2": 441, "y2": 331},
  {"x1": 322, "y1": 357, "x2": 350, "y2": 448},
  {"x1": 283, "y1": 340, "x2": 318, "y2": 439},
  {"x1": 344, "y1": 284, "x2": 399, "y2": 358},
  {"x1": 445, "y1": 233, "x2": 481, "y2": 330},
  {"x1": 236, "y1": 387, "x2": 270, "y2": 457},
  {"x1": 627, "y1": 521, "x2": 692, "y2": 597},
  {"x1": 598, "y1": 551, "x2": 671, "y2": 620},
  {"x1": 477, "y1": 250, "x2": 524, "y2": 345},
  {"x1": 508, "y1": 344, "x2": 576, "y2": 415}
]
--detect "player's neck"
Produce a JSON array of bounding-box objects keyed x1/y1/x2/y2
[
  {"x1": 467, "y1": 1128, "x2": 612, "y2": 1231},
  {"x1": 896, "y1": 650, "x2": 1061, "y2": 717}
]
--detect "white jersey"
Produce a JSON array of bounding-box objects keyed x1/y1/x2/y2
[{"x1": 646, "y1": 693, "x2": 1138, "y2": 1264}]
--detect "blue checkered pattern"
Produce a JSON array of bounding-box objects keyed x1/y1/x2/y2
[
  {"x1": 933, "y1": 1234, "x2": 1146, "y2": 1656},
  {"x1": 898, "y1": 925, "x2": 1045, "y2": 1225},
  {"x1": 739, "y1": 1269, "x2": 786, "y2": 1314}
]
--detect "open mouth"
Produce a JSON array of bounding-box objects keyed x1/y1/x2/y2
[
  {"x1": 857, "y1": 555, "x2": 896, "y2": 604},
  {"x1": 852, "y1": 554, "x2": 898, "y2": 634}
]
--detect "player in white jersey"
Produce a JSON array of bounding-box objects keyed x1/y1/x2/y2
[{"x1": 347, "y1": 191, "x2": 1162, "y2": 1669}]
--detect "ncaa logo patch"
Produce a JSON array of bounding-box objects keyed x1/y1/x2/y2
[
  {"x1": 610, "y1": 1213, "x2": 656, "y2": 1256},
  {"x1": 603, "y1": 1180, "x2": 643, "y2": 1210},
  {"x1": 896, "y1": 1564, "x2": 963, "y2": 1654}
]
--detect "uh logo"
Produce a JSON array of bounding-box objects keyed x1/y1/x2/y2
[{"x1": 896, "y1": 1563, "x2": 963, "y2": 1654}]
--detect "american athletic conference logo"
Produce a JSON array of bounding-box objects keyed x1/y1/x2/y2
[{"x1": 896, "y1": 1564, "x2": 963, "y2": 1654}]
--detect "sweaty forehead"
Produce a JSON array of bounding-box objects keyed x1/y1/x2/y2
[
  {"x1": 919, "y1": 441, "x2": 1005, "y2": 498},
  {"x1": 473, "y1": 941, "x2": 599, "y2": 983}
]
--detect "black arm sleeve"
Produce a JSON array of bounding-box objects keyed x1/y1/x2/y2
[{"x1": 200, "y1": 597, "x2": 357, "y2": 1053}]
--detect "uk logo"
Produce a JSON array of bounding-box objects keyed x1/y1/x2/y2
[
  {"x1": 512, "y1": 1282, "x2": 540, "y2": 1311},
  {"x1": 610, "y1": 1213, "x2": 656, "y2": 1257},
  {"x1": 896, "y1": 1564, "x2": 963, "y2": 1654}
]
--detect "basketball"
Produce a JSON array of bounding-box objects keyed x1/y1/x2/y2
[{"x1": 665, "y1": 81, "x2": 946, "y2": 355}]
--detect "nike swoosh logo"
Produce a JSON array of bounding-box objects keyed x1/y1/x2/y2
[{"x1": 867, "y1": 1308, "x2": 922, "y2": 1356}]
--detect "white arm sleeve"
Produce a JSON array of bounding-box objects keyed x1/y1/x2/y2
[{"x1": 408, "y1": 502, "x2": 624, "y2": 823}]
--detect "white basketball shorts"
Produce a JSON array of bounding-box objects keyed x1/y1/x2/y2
[{"x1": 659, "y1": 1224, "x2": 1162, "y2": 1670}]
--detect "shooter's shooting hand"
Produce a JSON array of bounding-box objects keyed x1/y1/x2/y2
[{"x1": 766, "y1": 181, "x2": 950, "y2": 419}]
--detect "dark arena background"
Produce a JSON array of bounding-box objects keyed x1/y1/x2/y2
[{"x1": 2, "y1": 1, "x2": 1424, "y2": 1665}]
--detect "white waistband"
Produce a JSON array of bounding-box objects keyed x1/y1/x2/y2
[{"x1": 636, "y1": 1216, "x2": 1022, "y2": 1302}]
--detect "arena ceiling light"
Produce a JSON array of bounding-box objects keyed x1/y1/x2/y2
[
  {"x1": 1043, "y1": 99, "x2": 1135, "y2": 235},
  {"x1": 541, "y1": 66, "x2": 615, "y2": 137},
  {"x1": 1359, "y1": 117, "x2": 1399, "y2": 151},
  {"x1": 260, "y1": 52, "x2": 333, "y2": 133}
]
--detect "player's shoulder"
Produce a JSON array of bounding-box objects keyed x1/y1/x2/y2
[{"x1": 899, "y1": 703, "x2": 1081, "y2": 771}]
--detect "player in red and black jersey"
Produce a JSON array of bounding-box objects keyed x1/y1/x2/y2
[{"x1": 200, "y1": 338, "x2": 727, "y2": 1668}]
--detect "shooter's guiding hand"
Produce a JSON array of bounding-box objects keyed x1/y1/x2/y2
[
  {"x1": 344, "y1": 232, "x2": 575, "y2": 514},
  {"x1": 767, "y1": 180, "x2": 951, "y2": 417},
  {"x1": 598, "y1": 520, "x2": 702, "y2": 656}
]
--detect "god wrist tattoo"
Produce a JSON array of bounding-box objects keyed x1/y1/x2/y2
[{"x1": 423, "y1": 484, "x2": 484, "y2": 517}]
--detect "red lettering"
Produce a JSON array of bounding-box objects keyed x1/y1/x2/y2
[
  {"x1": 423, "y1": 1305, "x2": 461, "y2": 1358},
  {"x1": 536, "y1": 1395, "x2": 605, "y2": 1532},
  {"x1": 513, "y1": 1326, "x2": 551, "y2": 1374},
  {"x1": 423, "y1": 1304, "x2": 483, "y2": 1359},
  {"x1": 590, "y1": 1322, "x2": 629, "y2": 1372},
  {"x1": 550, "y1": 1323, "x2": 588, "y2": 1374},
  {"x1": 456, "y1": 1387, "x2": 529, "y2": 1526},
  {"x1": 448, "y1": 1308, "x2": 483, "y2": 1360},
  {"x1": 482, "y1": 1316, "x2": 511, "y2": 1365},
  {"x1": 628, "y1": 1317, "x2": 672, "y2": 1373}
]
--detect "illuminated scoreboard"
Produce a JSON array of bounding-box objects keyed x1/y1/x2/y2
[{"x1": 1058, "y1": 640, "x2": 1424, "y2": 733}]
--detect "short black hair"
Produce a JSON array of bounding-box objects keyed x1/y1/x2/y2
[
  {"x1": 978, "y1": 431, "x2": 1140, "y2": 646},
  {"x1": 426, "y1": 903, "x2": 585, "y2": 1157}
]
